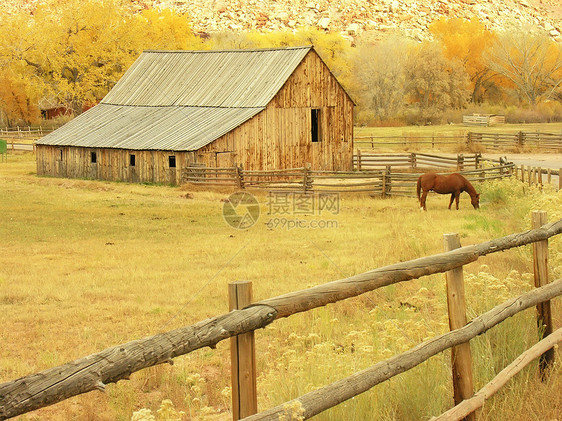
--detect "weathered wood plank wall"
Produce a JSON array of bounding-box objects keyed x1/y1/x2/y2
[
  {"x1": 197, "y1": 50, "x2": 353, "y2": 171},
  {"x1": 36, "y1": 145, "x2": 194, "y2": 185}
]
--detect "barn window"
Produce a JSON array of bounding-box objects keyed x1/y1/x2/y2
[
  {"x1": 129, "y1": 154, "x2": 136, "y2": 167},
  {"x1": 90, "y1": 151, "x2": 97, "y2": 164},
  {"x1": 169, "y1": 155, "x2": 176, "y2": 168},
  {"x1": 311, "y1": 109, "x2": 321, "y2": 143}
]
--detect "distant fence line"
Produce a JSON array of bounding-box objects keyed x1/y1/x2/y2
[
  {"x1": 182, "y1": 153, "x2": 516, "y2": 197},
  {"x1": 354, "y1": 131, "x2": 562, "y2": 152},
  {"x1": 0, "y1": 126, "x2": 55, "y2": 140},
  {"x1": 354, "y1": 152, "x2": 484, "y2": 171}
]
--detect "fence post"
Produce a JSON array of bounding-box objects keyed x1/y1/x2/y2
[
  {"x1": 443, "y1": 233, "x2": 475, "y2": 421},
  {"x1": 531, "y1": 211, "x2": 554, "y2": 377},
  {"x1": 357, "y1": 149, "x2": 362, "y2": 171},
  {"x1": 236, "y1": 164, "x2": 245, "y2": 190},
  {"x1": 384, "y1": 166, "x2": 391, "y2": 197},
  {"x1": 518, "y1": 131, "x2": 524, "y2": 148},
  {"x1": 303, "y1": 163, "x2": 313, "y2": 193},
  {"x1": 457, "y1": 154, "x2": 464, "y2": 172},
  {"x1": 559, "y1": 168, "x2": 562, "y2": 191},
  {"x1": 537, "y1": 167, "x2": 543, "y2": 189},
  {"x1": 229, "y1": 281, "x2": 258, "y2": 420}
]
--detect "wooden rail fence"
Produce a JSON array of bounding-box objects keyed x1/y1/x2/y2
[
  {"x1": 0, "y1": 217, "x2": 560, "y2": 420},
  {"x1": 0, "y1": 126, "x2": 55, "y2": 140},
  {"x1": 182, "y1": 154, "x2": 516, "y2": 196},
  {"x1": 354, "y1": 152, "x2": 484, "y2": 171},
  {"x1": 354, "y1": 131, "x2": 562, "y2": 152},
  {"x1": 514, "y1": 165, "x2": 562, "y2": 191}
]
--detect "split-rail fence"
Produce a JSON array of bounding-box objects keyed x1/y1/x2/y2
[
  {"x1": 0, "y1": 126, "x2": 54, "y2": 140},
  {"x1": 354, "y1": 131, "x2": 562, "y2": 152},
  {"x1": 182, "y1": 153, "x2": 517, "y2": 196},
  {"x1": 0, "y1": 215, "x2": 560, "y2": 420}
]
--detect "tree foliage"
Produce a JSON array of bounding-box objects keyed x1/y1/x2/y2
[
  {"x1": 0, "y1": 0, "x2": 203, "y2": 120},
  {"x1": 429, "y1": 18, "x2": 496, "y2": 104},
  {"x1": 351, "y1": 38, "x2": 411, "y2": 123},
  {"x1": 0, "y1": 72, "x2": 41, "y2": 126},
  {"x1": 0, "y1": 1, "x2": 561, "y2": 127},
  {"x1": 405, "y1": 43, "x2": 470, "y2": 123},
  {"x1": 486, "y1": 31, "x2": 562, "y2": 105}
]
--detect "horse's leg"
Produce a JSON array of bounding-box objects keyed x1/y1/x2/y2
[
  {"x1": 448, "y1": 193, "x2": 455, "y2": 210},
  {"x1": 455, "y1": 191, "x2": 460, "y2": 210},
  {"x1": 420, "y1": 190, "x2": 428, "y2": 210}
]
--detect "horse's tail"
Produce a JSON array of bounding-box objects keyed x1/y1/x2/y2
[{"x1": 416, "y1": 176, "x2": 422, "y2": 202}]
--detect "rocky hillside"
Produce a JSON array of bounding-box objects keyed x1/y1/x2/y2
[
  {"x1": 156, "y1": 0, "x2": 562, "y2": 42},
  {"x1": 3, "y1": 0, "x2": 561, "y2": 43}
]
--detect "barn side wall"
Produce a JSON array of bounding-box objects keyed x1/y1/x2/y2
[
  {"x1": 36, "y1": 145, "x2": 194, "y2": 185},
  {"x1": 196, "y1": 50, "x2": 354, "y2": 171}
]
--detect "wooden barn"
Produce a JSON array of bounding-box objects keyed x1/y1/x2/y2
[{"x1": 36, "y1": 46, "x2": 354, "y2": 185}]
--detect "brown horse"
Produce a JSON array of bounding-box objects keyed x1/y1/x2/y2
[{"x1": 417, "y1": 172, "x2": 480, "y2": 211}]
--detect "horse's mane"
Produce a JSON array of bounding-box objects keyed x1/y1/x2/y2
[{"x1": 462, "y1": 176, "x2": 478, "y2": 196}]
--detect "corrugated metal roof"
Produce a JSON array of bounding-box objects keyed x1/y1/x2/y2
[
  {"x1": 38, "y1": 46, "x2": 313, "y2": 150},
  {"x1": 102, "y1": 46, "x2": 312, "y2": 107},
  {"x1": 37, "y1": 104, "x2": 264, "y2": 151}
]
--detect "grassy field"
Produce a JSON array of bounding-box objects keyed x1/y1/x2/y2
[{"x1": 1, "y1": 152, "x2": 561, "y2": 421}]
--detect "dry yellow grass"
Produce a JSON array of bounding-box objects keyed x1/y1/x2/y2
[{"x1": 0, "y1": 152, "x2": 560, "y2": 420}]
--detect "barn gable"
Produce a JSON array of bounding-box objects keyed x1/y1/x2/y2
[{"x1": 36, "y1": 46, "x2": 354, "y2": 184}]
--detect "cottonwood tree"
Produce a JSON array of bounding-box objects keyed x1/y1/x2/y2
[
  {"x1": 351, "y1": 38, "x2": 411, "y2": 123},
  {"x1": 0, "y1": 72, "x2": 40, "y2": 125},
  {"x1": 486, "y1": 30, "x2": 562, "y2": 105},
  {"x1": 430, "y1": 17, "x2": 497, "y2": 104},
  {"x1": 405, "y1": 43, "x2": 470, "y2": 123},
  {"x1": 0, "y1": 0, "x2": 202, "y2": 116}
]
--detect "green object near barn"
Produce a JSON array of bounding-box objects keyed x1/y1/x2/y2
[{"x1": 0, "y1": 139, "x2": 7, "y2": 162}]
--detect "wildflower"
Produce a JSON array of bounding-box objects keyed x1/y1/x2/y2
[{"x1": 130, "y1": 408, "x2": 156, "y2": 421}]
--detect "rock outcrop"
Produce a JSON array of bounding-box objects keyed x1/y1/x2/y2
[
  {"x1": 154, "y1": 0, "x2": 562, "y2": 42},
  {"x1": 2, "y1": 0, "x2": 560, "y2": 43}
]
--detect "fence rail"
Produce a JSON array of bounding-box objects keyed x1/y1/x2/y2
[
  {"x1": 0, "y1": 126, "x2": 55, "y2": 140},
  {"x1": 1, "y1": 219, "x2": 560, "y2": 420},
  {"x1": 354, "y1": 131, "x2": 562, "y2": 152},
  {"x1": 354, "y1": 152, "x2": 484, "y2": 171},
  {"x1": 181, "y1": 155, "x2": 516, "y2": 197}
]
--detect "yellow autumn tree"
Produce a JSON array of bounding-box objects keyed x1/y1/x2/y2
[
  {"x1": 0, "y1": 72, "x2": 41, "y2": 126},
  {"x1": 0, "y1": 0, "x2": 202, "y2": 117},
  {"x1": 405, "y1": 42, "x2": 470, "y2": 123},
  {"x1": 486, "y1": 30, "x2": 562, "y2": 105},
  {"x1": 429, "y1": 17, "x2": 496, "y2": 103}
]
